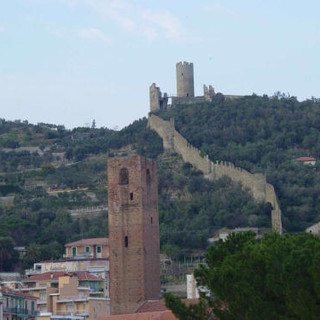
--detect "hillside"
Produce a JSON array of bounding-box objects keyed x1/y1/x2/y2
[
  {"x1": 2, "y1": 92, "x2": 320, "y2": 270},
  {"x1": 0, "y1": 113, "x2": 271, "y2": 271},
  {"x1": 154, "y1": 93, "x2": 320, "y2": 232}
]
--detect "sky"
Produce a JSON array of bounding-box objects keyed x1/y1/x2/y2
[{"x1": 0, "y1": 0, "x2": 319, "y2": 129}]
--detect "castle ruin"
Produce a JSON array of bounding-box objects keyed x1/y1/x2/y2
[
  {"x1": 149, "y1": 61, "x2": 215, "y2": 112},
  {"x1": 147, "y1": 62, "x2": 282, "y2": 234}
]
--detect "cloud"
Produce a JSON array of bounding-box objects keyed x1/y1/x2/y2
[
  {"x1": 0, "y1": 26, "x2": 5, "y2": 32},
  {"x1": 61, "y1": 0, "x2": 190, "y2": 42},
  {"x1": 78, "y1": 27, "x2": 112, "y2": 44},
  {"x1": 141, "y1": 10, "x2": 184, "y2": 41}
]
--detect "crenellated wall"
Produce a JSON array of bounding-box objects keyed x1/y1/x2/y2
[
  {"x1": 173, "y1": 129, "x2": 212, "y2": 174},
  {"x1": 212, "y1": 161, "x2": 266, "y2": 202},
  {"x1": 148, "y1": 114, "x2": 282, "y2": 234}
]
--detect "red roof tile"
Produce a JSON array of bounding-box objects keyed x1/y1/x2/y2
[
  {"x1": 65, "y1": 238, "x2": 108, "y2": 247},
  {"x1": 23, "y1": 271, "x2": 100, "y2": 282},
  {"x1": 295, "y1": 157, "x2": 316, "y2": 162},
  {"x1": 136, "y1": 301, "x2": 168, "y2": 313},
  {"x1": 136, "y1": 299, "x2": 199, "y2": 313},
  {"x1": 1, "y1": 287, "x2": 37, "y2": 299},
  {"x1": 99, "y1": 311, "x2": 176, "y2": 320},
  {"x1": 98, "y1": 299, "x2": 202, "y2": 320}
]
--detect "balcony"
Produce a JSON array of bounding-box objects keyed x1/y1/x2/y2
[
  {"x1": 25, "y1": 268, "x2": 42, "y2": 276},
  {"x1": 3, "y1": 307, "x2": 39, "y2": 317},
  {"x1": 63, "y1": 252, "x2": 94, "y2": 259},
  {"x1": 55, "y1": 310, "x2": 89, "y2": 317}
]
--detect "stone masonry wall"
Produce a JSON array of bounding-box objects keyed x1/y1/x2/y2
[
  {"x1": 265, "y1": 183, "x2": 283, "y2": 234},
  {"x1": 213, "y1": 161, "x2": 266, "y2": 202},
  {"x1": 173, "y1": 129, "x2": 211, "y2": 174},
  {"x1": 148, "y1": 114, "x2": 282, "y2": 234}
]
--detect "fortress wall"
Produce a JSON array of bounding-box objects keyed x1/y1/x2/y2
[
  {"x1": 171, "y1": 96, "x2": 206, "y2": 106},
  {"x1": 214, "y1": 163, "x2": 266, "y2": 202},
  {"x1": 148, "y1": 115, "x2": 174, "y2": 149},
  {"x1": 148, "y1": 114, "x2": 282, "y2": 233},
  {"x1": 266, "y1": 183, "x2": 283, "y2": 234},
  {"x1": 173, "y1": 130, "x2": 211, "y2": 174}
]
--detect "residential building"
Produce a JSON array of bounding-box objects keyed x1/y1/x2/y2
[
  {"x1": 21, "y1": 272, "x2": 109, "y2": 320},
  {"x1": 295, "y1": 156, "x2": 317, "y2": 165},
  {"x1": 0, "y1": 297, "x2": 3, "y2": 320},
  {"x1": 64, "y1": 239, "x2": 108, "y2": 260},
  {"x1": 306, "y1": 222, "x2": 320, "y2": 235},
  {"x1": 208, "y1": 227, "x2": 271, "y2": 243},
  {"x1": 0, "y1": 286, "x2": 38, "y2": 320},
  {"x1": 25, "y1": 239, "x2": 110, "y2": 297}
]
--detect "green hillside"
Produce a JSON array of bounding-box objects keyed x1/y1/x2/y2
[
  {"x1": 155, "y1": 93, "x2": 320, "y2": 232},
  {"x1": 1, "y1": 93, "x2": 319, "y2": 270}
]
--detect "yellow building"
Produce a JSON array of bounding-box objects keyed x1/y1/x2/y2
[
  {"x1": 22, "y1": 272, "x2": 109, "y2": 320},
  {"x1": 64, "y1": 239, "x2": 109, "y2": 260}
]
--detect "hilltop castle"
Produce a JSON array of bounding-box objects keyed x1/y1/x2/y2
[
  {"x1": 147, "y1": 62, "x2": 282, "y2": 234},
  {"x1": 149, "y1": 62, "x2": 215, "y2": 112}
]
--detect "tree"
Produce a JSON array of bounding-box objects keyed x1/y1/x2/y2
[
  {"x1": 165, "y1": 232, "x2": 320, "y2": 320},
  {"x1": 0, "y1": 236, "x2": 19, "y2": 271}
]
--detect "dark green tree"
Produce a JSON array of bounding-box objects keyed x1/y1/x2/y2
[
  {"x1": 165, "y1": 232, "x2": 320, "y2": 320},
  {"x1": 0, "y1": 236, "x2": 19, "y2": 271}
]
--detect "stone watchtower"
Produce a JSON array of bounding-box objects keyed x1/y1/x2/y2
[
  {"x1": 176, "y1": 61, "x2": 195, "y2": 98},
  {"x1": 107, "y1": 155, "x2": 161, "y2": 315}
]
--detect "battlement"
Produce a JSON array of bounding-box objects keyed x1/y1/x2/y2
[
  {"x1": 150, "y1": 62, "x2": 218, "y2": 112},
  {"x1": 176, "y1": 61, "x2": 194, "y2": 98},
  {"x1": 148, "y1": 114, "x2": 282, "y2": 234},
  {"x1": 176, "y1": 61, "x2": 193, "y2": 68}
]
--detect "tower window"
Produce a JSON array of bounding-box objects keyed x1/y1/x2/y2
[
  {"x1": 151, "y1": 217, "x2": 153, "y2": 224},
  {"x1": 130, "y1": 192, "x2": 133, "y2": 200},
  {"x1": 119, "y1": 168, "x2": 129, "y2": 185},
  {"x1": 125, "y1": 236, "x2": 128, "y2": 248},
  {"x1": 146, "y1": 169, "x2": 151, "y2": 185}
]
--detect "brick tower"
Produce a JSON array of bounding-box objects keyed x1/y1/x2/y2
[{"x1": 107, "y1": 155, "x2": 161, "y2": 315}]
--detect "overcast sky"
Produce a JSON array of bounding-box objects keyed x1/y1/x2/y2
[{"x1": 0, "y1": 0, "x2": 319, "y2": 129}]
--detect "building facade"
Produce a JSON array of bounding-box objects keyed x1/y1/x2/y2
[
  {"x1": 107, "y1": 156, "x2": 161, "y2": 315},
  {"x1": 64, "y1": 239, "x2": 109, "y2": 260},
  {"x1": 0, "y1": 287, "x2": 37, "y2": 320},
  {"x1": 22, "y1": 272, "x2": 109, "y2": 320}
]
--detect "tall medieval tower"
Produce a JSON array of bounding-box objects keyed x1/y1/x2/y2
[
  {"x1": 176, "y1": 61, "x2": 195, "y2": 97},
  {"x1": 107, "y1": 155, "x2": 161, "y2": 315}
]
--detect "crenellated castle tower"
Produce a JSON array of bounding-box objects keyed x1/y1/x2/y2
[
  {"x1": 176, "y1": 61, "x2": 195, "y2": 98},
  {"x1": 149, "y1": 61, "x2": 215, "y2": 112}
]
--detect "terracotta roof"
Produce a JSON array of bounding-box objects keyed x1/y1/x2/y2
[
  {"x1": 136, "y1": 301, "x2": 168, "y2": 313},
  {"x1": 65, "y1": 238, "x2": 108, "y2": 247},
  {"x1": 1, "y1": 287, "x2": 37, "y2": 299},
  {"x1": 23, "y1": 271, "x2": 100, "y2": 282},
  {"x1": 98, "y1": 299, "x2": 204, "y2": 320},
  {"x1": 136, "y1": 299, "x2": 199, "y2": 313},
  {"x1": 98, "y1": 311, "x2": 176, "y2": 320},
  {"x1": 295, "y1": 157, "x2": 316, "y2": 161}
]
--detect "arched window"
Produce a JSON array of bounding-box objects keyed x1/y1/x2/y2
[
  {"x1": 146, "y1": 169, "x2": 151, "y2": 185},
  {"x1": 119, "y1": 168, "x2": 129, "y2": 185}
]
